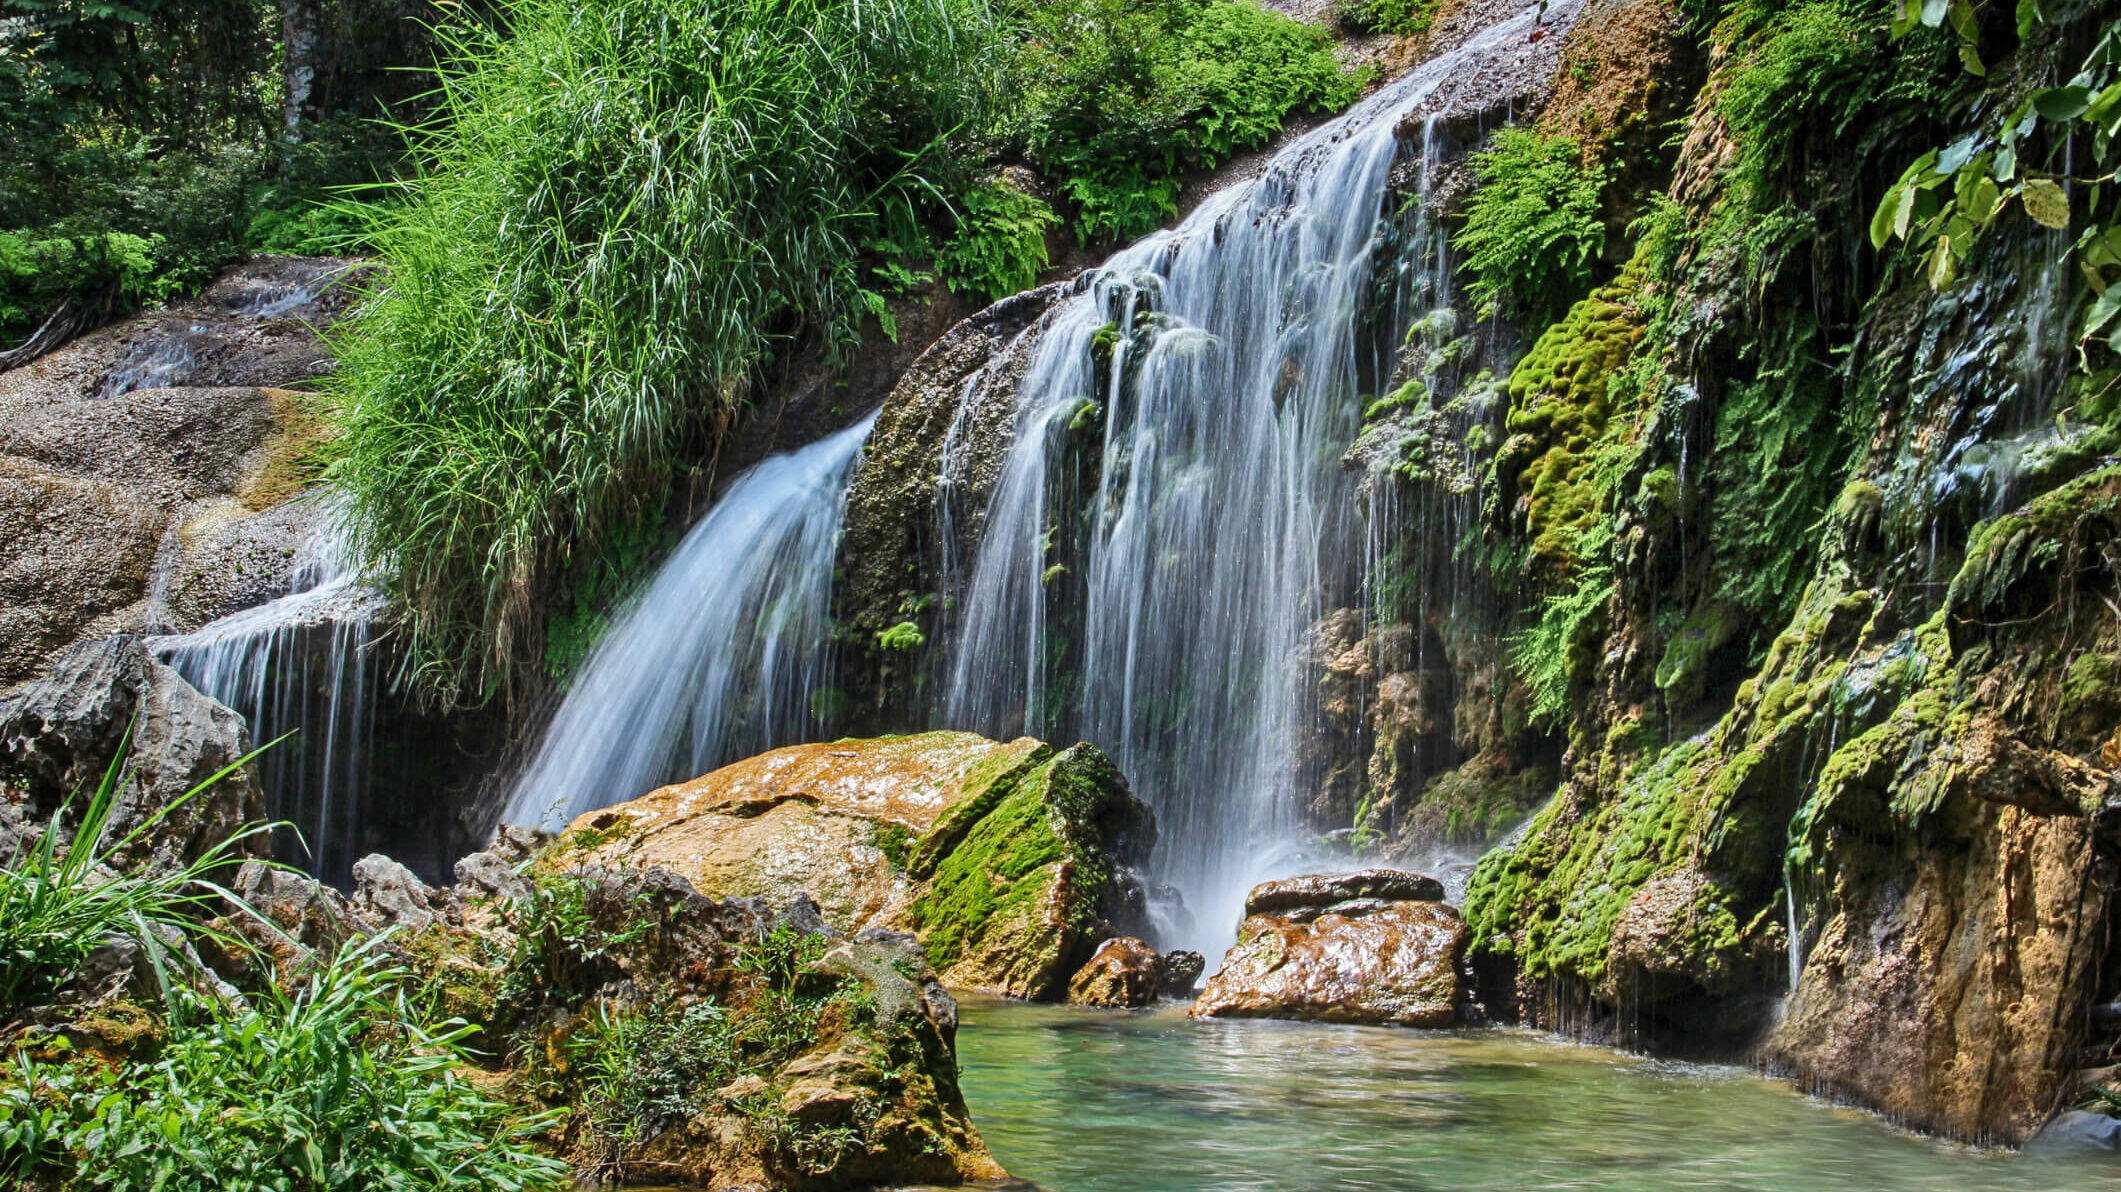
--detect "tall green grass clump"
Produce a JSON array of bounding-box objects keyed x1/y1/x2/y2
[
  {"x1": 0, "y1": 741, "x2": 271, "y2": 1015},
  {"x1": 1, "y1": 941, "x2": 570, "y2": 1191},
  {"x1": 329, "y1": 0, "x2": 1004, "y2": 705}
]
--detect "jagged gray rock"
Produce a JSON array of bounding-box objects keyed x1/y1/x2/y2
[{"x1": 0, "y1": 635, "x2": 264, "y2": 873}]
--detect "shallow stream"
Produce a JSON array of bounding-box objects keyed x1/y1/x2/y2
[{"x1": 953, "y1": 997, "x2": 2121, "y2": 1192}]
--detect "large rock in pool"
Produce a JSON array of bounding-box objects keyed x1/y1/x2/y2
[
  {"x1": 1192, "y1": 869, "x2": 1468, "y2": 1027},
  {"x1": 556, "y1": 732, "x2": 1156, "y2": 1000}
]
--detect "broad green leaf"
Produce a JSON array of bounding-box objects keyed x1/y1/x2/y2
[
  {"x1": 1920, "y1": 0, "x2": 1948, "y2": 26},
  {"x1": 1948, "y1": 0, "x2": 1979, "y2": 41},
  {"x1": 1929, "y1": 237, "x2": 1958, "y2": 289},
  {"x1": 2022, "y1": 177, "x2": 2072, "y2": 228},
  {"x1": 1966, "y1": 175, "x2": 2002, "y2": 226},
  {"x1": 2034, "y1": 85, "x2": 2094, "y2": 122},
  {"x1": 2016, "y1": 0, "x2": 2041, "y2": 39},
  {"x1": 1871, "y1": 184, "x2": 1905, "y2": 249},
  {"x1": 1995, "y1": 144, "x2": 2017, "y2": 181},
  {"x1": 1959, "y1": 42, "x2": 1987, "y2": 76},
  {"x1": 1937, "y1": 133, "x2": 1980, "y2": 174},
  {"x1": 2087, "y1": 285, "x2": 2121, "y2": 337}
]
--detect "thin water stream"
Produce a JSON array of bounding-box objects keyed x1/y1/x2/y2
[{"x1": 953, "y1": 997, "x2": 2118, "y2": 1192}]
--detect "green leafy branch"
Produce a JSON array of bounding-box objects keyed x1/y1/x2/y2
[{"x1": 1871, "y1": 2, "x2": 2120, "y2": 359}]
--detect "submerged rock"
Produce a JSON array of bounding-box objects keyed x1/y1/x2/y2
[
  {"x1": 1068, "y1": 937, "x2": 1164, "y2": 1007},
  {"x1": 1194, "y1": 871, "x2": 1467, "y2": 1027},
  {"x1": 554, "y1": 731, "x2": 1158, "y2": 1000}
]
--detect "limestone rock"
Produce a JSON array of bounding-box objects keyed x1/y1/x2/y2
[
  {"x1": 351, "y1": 854, "x2": 447, "y2": 932},
  {"x1": 1194, "y1": 873, "x2": 1468, "y2": 1027},
  {"x1": 0, "y1": 635, "x2": 264, "y2": 874},
  {"x1": 558, "y1": 731, "x2": 1158, "y2": 999},
  {"x1": 1068, "y1": 937, "x2": 1163, "y2": 1007},
  {"x1": 0, "y1": 256, "x2": 359, "y2": 688}
]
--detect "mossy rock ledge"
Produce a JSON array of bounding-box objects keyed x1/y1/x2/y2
[{"x1": 556, "y1": 731, "x2": 1159, "y2": 1000}]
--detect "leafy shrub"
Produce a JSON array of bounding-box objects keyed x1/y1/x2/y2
[
  {"x1": 1013, "y1": 0, "x2": 1362, "y2": 242},
  {"x1": 1339, "y1": 0, "x2": 1440, "y2": 36},
  {"x1": 330, "y1": 0, "x2": 1005, "y2": 705},
  {"x1": 0, "y1": 941, "x2": 569, "y2": 1192},
  {"x1": 938, "y1": 179, "x2": 1061, "y2": 303},
  {"x1": 1453, "y1": 127, "x2": 1611, "y2": 326}
]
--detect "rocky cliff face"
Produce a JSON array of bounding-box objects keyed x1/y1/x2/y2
[{"x1": 826, "y1": 0, "x2": 2121, "y2": 1144}]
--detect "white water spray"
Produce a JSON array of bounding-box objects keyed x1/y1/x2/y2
[{"x1": 502, "y1": 414, "x2": 878, "y2": 829}]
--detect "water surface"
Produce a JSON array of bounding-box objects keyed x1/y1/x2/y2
[{"x1": 955, "y1": 996, "x2": 2121, "y2": 1192}]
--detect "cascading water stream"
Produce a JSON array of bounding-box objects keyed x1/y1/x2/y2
[
  {"x1": 152, "y1": 505, "x2": 385, "y2": 883},
  {"x1": 503, "y1": 414, "x2": 878, "y2": 829},
  {"x1": 942, "y1": 4, "x2": 1578, "y2": 952}
]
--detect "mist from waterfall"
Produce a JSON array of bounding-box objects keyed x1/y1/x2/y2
[
  {"x1": 939, "y1": 6, "x2": 1572, "y2": 950},
  {"x1": 503, "y1": 414, "x2": 878, "y2": 829}
]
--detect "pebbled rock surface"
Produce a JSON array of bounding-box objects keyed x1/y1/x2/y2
[
  {"x1": 0, "y1": 635, "x2": 263, "y2": 874},
  {"x1": 1194, "y1": 872, "x2": 1468, "y2": 1027},
  {"x1": 555, "y1": 731, "x2": 1159, "y2": 999}
]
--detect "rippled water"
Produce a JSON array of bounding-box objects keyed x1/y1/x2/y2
[{"x1": 953, "y1": 997, "x2": 2121, "y2": 1192}]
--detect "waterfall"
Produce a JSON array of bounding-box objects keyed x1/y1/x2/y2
[
  {"x1": 503, "y1": 413, "x2": 878, "y2": 829},
  {"x1": 153, "y1": 505, "x2": 385, "y2": 883},
  {"x1": 941, "y1": 6, "x2": 1574, "y2": 949}
]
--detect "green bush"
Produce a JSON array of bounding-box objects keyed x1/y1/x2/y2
[
  {"x1": 329, "y1": 0, "x2": 1004, "y2": 705},
  {"x1": 1013, "y1": 0, "x2": 1362, "y2": 242},
  {"x1": 0, "y1": 941, "x2": 569, "y2": 1192},
  {"x1": 1339, "y1": 0, "x2": 1440, "y2": 36},
  {"x1": 1453, "y1": 127, "x2": 1610, "y2": 327},
  {"x1": 938, "y1": 179, "x2": 1061, "y2": 303}
]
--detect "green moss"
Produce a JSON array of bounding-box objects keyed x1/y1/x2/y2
[
  {"x1": 1466, "y1": 739, "x2": 1717, "y2": 980},
  {"x1": 907, "y1": 745, "x2": 1129, "y2": 975},
  {"x1": 1493, "y1": 262, "x2": 1647, "y2": 574},
  {"x1": 877, "y1": 621, "x2": 928, "y2": 652},
  {"x1": 1949, "y1": 465, "x2": 2121, "y2": 616}
]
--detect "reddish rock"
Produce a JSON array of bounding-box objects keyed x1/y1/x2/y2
[
  {"x1": 1068, "y1": 937, "x2": 1164, "y2": 1007},
  {"x1": 1194, "y1": 874, "x2": 1467, "y2": 1027}
]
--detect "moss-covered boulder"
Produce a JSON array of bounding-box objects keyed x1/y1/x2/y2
[{"x1": 558, "y1": 731, "x2": 1157, "y2": 1000}]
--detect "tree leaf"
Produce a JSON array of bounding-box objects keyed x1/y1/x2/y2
[
  {"x1": 1958, "y1": 42, "x2": 1987, "y2": 76},
  {"x1": 1994, "y1": 144, "x2": 2017, "y2": 181},
  {"x1": 1937, "y1": 133, "x2": 1980, "y2": 174},
  {"x1": 1871, "y1": 185, "x2": 1905, "y2": 249},
  {"x1": 2034, "y1": 85, "x2": 2094, "y2": 122},
  {"x1": 2087, "y1": 285, "x2": 2121, "y2": 338},
  {"x1": 1920, "y1": 0, "x2": 1948, "y2": 26},
  {"x1": 1965, "y1": 175, "x2": 2002, "y2": 227},
  {"x1": 1928, "y1": 236, "x2": 1957, "y2": 289},
  {"x1": 2021, "y1": 178, "x2": 2072, "y2": 228}
]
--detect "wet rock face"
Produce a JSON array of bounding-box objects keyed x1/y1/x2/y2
[
  {"x1": 556, "y1": 731, "x2": 1159, "y2": 1000},
  {"x1": 0, "y1": 635, "x2": 263, "y2": 874},
  {"x1": 1245, "y1": 869, "x2": 1447, "y2": 915},
  {"x1": 1068, "y1": 937, "x2": 1164, "y2": 1007},
  {"x1": 0, "y1": 256, "x2": 358, "y2": 689},
  {"x1": 1194, "y1": 871, "x2": 1467, "y2": 1027},
  {"x1": 833, "y1": 282, "x2": 1074, "y2": 726}
]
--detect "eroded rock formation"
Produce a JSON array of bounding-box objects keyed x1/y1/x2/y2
[{"x1": 555, "y1": 731, "x2": 1160, "y2": 1000}]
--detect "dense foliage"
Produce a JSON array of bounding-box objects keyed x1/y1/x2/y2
[
  {"x1": 0, "y1": 1, "x2": 429, "y2": 347},
  {"x1": 1453, "y1": 128, "x2": 1610, "y2": 327},
  {"x1": 0, "y1": 755, "x2": 563, "y2": 1190},
  {"x1": 1012, "y1": 0, "x2": 1361, "y2": 241},
  {"x1": 333, "y1": 0, "x2": 1362, "y2": 705},
  {"x1": 2, "y1": 945, "x2": 568, "y2": 1192}
]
